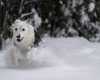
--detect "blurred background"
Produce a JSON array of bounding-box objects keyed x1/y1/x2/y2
[{"x1": 0, "y1": 0, "x2": 100, "y2": 49}]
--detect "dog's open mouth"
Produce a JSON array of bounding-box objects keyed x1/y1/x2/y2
[{"x1": 17, "y1": 37, "x2": 24, "y2": 42}]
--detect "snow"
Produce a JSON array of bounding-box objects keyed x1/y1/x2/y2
[
  {"x1": 81, "y1": 8, "x2": 90, "y2": 24},
  {"x1": 71, "y1": 0, "x2": 83, "y2": 8},
  {"x1": 21, "y1": 8, "x2": 42, "y2": 30},
  {"x1": 68, "y1": 27, "x2": 79, "y2": 36},
  {"x1": 88, "y1": 2, "x2": 95, "y2": 12},
  {"x1": 61, "y1": 4, "x2": 71, "y2": 16},
  {"x1": 0, "y1": 37, "x2": 100, "y2": 80},
  {"x1": 1, "y1": 1, "x2": 4, "y2": 6},
  {"x1": 59, "y1": 0, "x2": 63, "y2": 5},
  {"x1": 32, "y1": 8, "x2": 42, "y2": 29}
]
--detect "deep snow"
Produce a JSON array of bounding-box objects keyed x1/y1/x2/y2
[{"x1": 0, "y1": 37, "x2": 100, "y2": 80}]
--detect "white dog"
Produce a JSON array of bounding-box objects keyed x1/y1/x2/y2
[
  {"x1": 6, "y1": 19, "x2": 36, "y2": 66},
  {"x1": 12, "y1": 20, "x2": 35, "y2": 52}
]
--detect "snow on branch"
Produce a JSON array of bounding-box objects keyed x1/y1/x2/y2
[{"x1": 21, "y1": 8, "x2": 42, "y2": 29}]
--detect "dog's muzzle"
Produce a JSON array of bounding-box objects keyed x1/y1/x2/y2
[{"x1": 17, "y1": 37, "x2": 24, "y2": 42}]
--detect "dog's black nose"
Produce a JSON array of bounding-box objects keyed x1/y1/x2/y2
[{"x1": 16, "y1": 35, "x2": 20, "y2": 38}]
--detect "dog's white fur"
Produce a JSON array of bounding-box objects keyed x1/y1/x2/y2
[{"x1": 7, "y1": 20, "x2": 35, "y2": 66}]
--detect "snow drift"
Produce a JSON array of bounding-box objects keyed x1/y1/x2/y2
[{"x1": 0, "y1": 37, "x2": 100, "y2": 80}]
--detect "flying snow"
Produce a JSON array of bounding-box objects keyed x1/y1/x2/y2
[{"x1": 0, "y1": 37, "x2": 100, "y2": 80}]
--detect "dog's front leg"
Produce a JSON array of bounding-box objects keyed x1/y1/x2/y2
[
  {"x1": 26, "y1": 52, "x2": 33, "y2": 64},
  {"x1": 10, "y1": 47, "x2": 22, "y2": 66}
]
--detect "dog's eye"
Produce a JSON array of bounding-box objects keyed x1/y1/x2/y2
[
  {"x1": 22, "y1": 28, "x2": 25, "y2": 31},
  {"x1": 15, "y1": 28, "x2": 17, "y2": 31}
]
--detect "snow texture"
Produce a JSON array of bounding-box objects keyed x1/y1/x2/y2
[
  {"x1": 88, "y1": 2, "x2": 95, "y2": 12},
  {"x1": 32, "y1": 8, "x2": 42, "y2": 29},
  {"x1": 61, "y1": 4, "x2": 71, "y2": 16},
  {"x1": 81, "y1": 7, "x2": 90, "y2": 24},
  {"x1": 68, "y1": 27, "x2": 79, "y2": 36},
  {"x1": 0, "y1": 37, "x2": 100, "y2": 80},
  {"x1": 71, "y1": 0, "x2": 83, "y2": 8},
  {"x1": 1, "y1": 1, "x2": 4, "y2": 6},
  {"x1": 21, "y1": 8, "x2": 42, "y2": 30},
  {"x1": 2, "y1": 38, "x2": 65, "y2": 68}
]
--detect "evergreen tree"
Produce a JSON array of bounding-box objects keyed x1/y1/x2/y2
[{"x1": 1, "y1": 0, "x2": 100, "y2": 49}]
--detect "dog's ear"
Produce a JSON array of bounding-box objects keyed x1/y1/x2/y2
[
  {"x1": 14, "y1": 19, "x2": 21, "y2": 24},
  {"x1": 11, "y1": 19, "x2": 21, "y2": 29},
  {"x1": 33, "y1": 30, "x2": 41, "y2": 47}
]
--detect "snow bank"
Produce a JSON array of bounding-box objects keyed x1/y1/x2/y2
[
  {"x1": 2, "y1": 38, "x2": 65, "y2": 68},
  {"x1": 0, "y1": 37, "x2": 100, "y2": 80}
]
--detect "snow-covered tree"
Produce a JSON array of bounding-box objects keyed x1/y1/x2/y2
[{"x1": 1, "y1": 0, "x2": 100, "y2": 49}]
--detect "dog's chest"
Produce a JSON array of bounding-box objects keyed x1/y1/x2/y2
[{"x1": 15, "y1": 45, "x2": 29, "y2": 54}]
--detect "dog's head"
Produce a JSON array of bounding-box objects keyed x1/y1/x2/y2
[
  {"x1": 11, "y1": 20, "x2": 35, "y2": 47},
  {"x1": 11, "y1": 19, "x2": 41, "y2": 48}
]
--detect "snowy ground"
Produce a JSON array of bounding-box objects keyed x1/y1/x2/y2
[{"x1": 0, "y1": 37, "x2": 100, "y2": 80}]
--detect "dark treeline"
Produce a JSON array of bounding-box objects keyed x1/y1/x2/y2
[{"x1": 0, "y1": 0, "x2": 100, "y2": 49}]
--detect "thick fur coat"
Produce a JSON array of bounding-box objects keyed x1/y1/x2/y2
[{"x1": 6, "y1": 20, "x2": 36, "y2": 66}]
